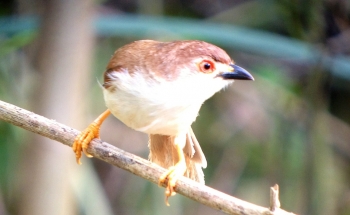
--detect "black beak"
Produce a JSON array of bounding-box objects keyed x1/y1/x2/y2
[{"x1": 220, "y1": 64, "x2": 254, "y2": 80}]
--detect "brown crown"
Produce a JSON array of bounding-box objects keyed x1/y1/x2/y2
[{"x1": 103, "y1": 40, "x2": 232, "y2": 89}]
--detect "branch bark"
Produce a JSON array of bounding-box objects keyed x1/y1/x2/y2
[{"x1": 0, "y1": 99, "x2": 296, "y2": 215}]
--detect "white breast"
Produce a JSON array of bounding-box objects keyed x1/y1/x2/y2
[{"x1": 103, "y1": 68, "x2": 230, "y2": 135}]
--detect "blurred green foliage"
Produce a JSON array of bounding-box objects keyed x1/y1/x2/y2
[{"x1": 1, "y1": 0, "x2": 350, "y2": 215}]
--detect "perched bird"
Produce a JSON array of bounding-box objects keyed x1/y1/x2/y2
[{"x1": 73, "y1": 40, "x2": 254, "y2": 205}]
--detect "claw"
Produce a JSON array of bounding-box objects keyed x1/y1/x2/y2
[
  {"x1": 157, "y1": 134, "x2": 187, "y2": 206},
  {"x1": 72, "y1": 109, "x2": 111, "y2": 164},
  {"x1": 159, "y1": 159, "x2": 186, "y2": 206},
  {"x1": 72, "y1": 122, "x2": 99, "y2": 164}
]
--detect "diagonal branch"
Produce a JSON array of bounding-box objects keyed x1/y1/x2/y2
[{"x1": 0, "y1": 99, "x2": 296, "y2": 215}]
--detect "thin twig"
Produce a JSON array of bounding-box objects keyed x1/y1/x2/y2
[
  {"x1": 0, "y1": 99, "x2": 296, "y2": 215},
  {"x1": 270, "y1": 184, "x2": 281, "y2": 211}
]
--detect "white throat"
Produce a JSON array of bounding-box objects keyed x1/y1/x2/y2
[{"x1": 103, "y1": 68, "x2": 231, "y2": 135}]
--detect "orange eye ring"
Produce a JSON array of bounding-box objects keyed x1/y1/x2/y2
[{"x1": 199, "y1": 60, "x2": 215, "y2": 73}]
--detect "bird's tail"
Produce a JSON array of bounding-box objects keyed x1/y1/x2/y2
[{"x1": 148, "y1": 127, "x2": 207, "y2": 184}]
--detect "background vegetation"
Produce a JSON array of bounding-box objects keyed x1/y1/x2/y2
[{"x1": 0, "y1": 0, "x2": 350, "y2": 214}]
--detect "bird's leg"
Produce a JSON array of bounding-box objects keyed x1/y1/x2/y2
[
  {"x1": 72, "y1": 109, "x2": 110, "y2": 164},
  {"x1": 159, "y1": 134, "x2": 187, "y2": 206}
]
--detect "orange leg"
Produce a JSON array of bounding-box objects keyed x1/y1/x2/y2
[
  {"x1": 72, "y1": 109, "x2": 110, "y2": 164},
  {"x1": 158, "y1": 135, "x2": 187, "y2": 206}
]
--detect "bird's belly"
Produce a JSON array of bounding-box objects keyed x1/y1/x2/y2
[{"x1": 103, "y1": 88, "x2": 201, "y2": 135}]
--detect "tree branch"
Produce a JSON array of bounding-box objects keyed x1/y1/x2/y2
[{"x1": 0, "y1": 99, "x2": 296, "y2": 215}]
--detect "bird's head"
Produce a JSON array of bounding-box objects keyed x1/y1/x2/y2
[{"x1": 103, "y1": 40, "x2": 254, "y2": 103}]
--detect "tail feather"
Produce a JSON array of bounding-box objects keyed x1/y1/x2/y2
[
  {"x1": 148, "y1": 128, "x2": 206, "y2": 184},
  {"x1": 186, "y1": 128, "x2": 207, "y2": 168}
]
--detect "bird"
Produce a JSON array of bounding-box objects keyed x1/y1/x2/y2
[{"x1": 72, "y1": 40, "x2": 254, "y2": 205}]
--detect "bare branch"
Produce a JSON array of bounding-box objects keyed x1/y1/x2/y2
[{"x1": 0, "y1": 99, "x2": 296, "y2": 215}]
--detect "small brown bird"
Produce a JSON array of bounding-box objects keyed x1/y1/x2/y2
[{"x1": 73, "y1": 40, "x2": 254, "y2": 205}]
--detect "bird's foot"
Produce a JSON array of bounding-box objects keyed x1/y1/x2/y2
[
  {"x1": 159, "y1": 160, "x2": 187, "y2": 206},
  {"x1": 72, "y1": 122, "x2": 100, "y2": 164},
  {"x1": 73, "y1": 110, "x2": 110, "y2": 164}
]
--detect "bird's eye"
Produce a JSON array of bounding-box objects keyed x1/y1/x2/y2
[
  {"x1": 204, "y1": 63, "x2": 211, "y2": 70},
  {"x1": 199, "y1": 60, "x2": 215, "y2": 73}
]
